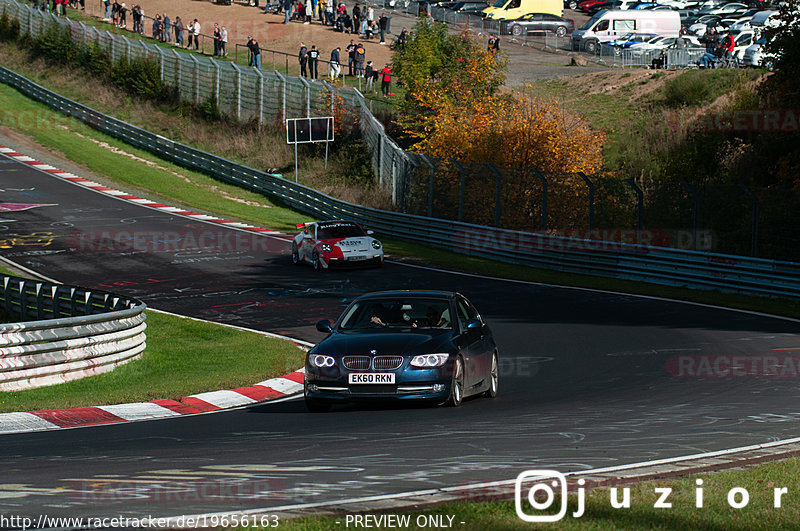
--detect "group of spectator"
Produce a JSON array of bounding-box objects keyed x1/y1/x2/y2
[
  {"x1": 698, "y1": 26, "x2": 736, "y2": 68},
  {"x1": 30, "y1": 0, "x2": 81, "y2": 17}
]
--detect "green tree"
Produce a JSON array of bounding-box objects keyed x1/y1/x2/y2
[{"x1": 763, "y1": 0, "x2": 800, "y2": 77}]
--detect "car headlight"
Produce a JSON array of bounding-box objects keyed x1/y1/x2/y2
[
  {"x1": 320, "y1": 243, "x2": 333, "y2": 253},
  {"x1": 410, "y1": 354, "x2": 450, "y2": 368},
  {"x1": 371, "y1": 240, "x2": 382, "y2": 249},
  {"x1": 309, "y1": 354, "x2": 335, "y2": 368}
]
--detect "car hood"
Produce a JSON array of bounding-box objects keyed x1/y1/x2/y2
[
  {"x1": 314, "y1": 330, "x2": 454, "y2": 356},
  {"x1": 323, "y1": 237, "x2": 377, "y2": 253}
]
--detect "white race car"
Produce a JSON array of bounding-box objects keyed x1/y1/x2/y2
[{"x1": 291, "y1": 220, "x2": 384, "y2": 271}]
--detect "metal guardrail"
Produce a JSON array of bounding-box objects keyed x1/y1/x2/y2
[
  {"x1": 1, "y1": 65, "x2": 798, "y2": 299},
  {"x1": 0, "y1": 274, "x2": 147, "y2": 391}
]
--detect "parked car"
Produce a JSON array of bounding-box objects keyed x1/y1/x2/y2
[
  {"x1": 698, "y1": 2, "x2": 749, "y2": 16},
  {"x1": 503, "y1": 12, "x2": 575, "y2": 36},
  {"x1": 628, "y1": 33, "x2": 702, "y2": 49},
  {"x1": 449, "y1": 0, "x2": 491, "y2": 12},
  {"x1": 742, "y1": 35, "x2": 776, "y2": 70},
  {"x1": 571, "y1": 10, "x2": 681, "y2": 53},
  {"x1": 578, "y1": 0, "x2": 608, "y2": 11},
  {"x1": 305, "y1": 291, "x2": 500, "y2": 411},
  {"x1": 483, "y1": 0, "x2": 564, "y2": 19}
]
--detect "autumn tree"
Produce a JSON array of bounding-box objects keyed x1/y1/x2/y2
[{"x1": 394, "y1": 21, "x2": 604, "y2": 175}]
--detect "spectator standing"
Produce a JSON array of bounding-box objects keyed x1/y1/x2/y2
[
  {"x1": 174, "y1": 16, "x2": 184, "y2": 46},
  {"x1": 346, "y1": 39, "x2": 356, "y2": 76},
  {"x1": 364, "y1": 60, "x2": 375, "y2": 91},
  {"x1": 299, "y1": 42, "x2": 308, "y2": 77},
  {"x1": 111, "y1": 0, "x2": 119, "y2": 25},
  {"x1": 187, "y1": 19, "x2": 195, "y2": 49},
  {"x1": 330, "y1": 46, "x2": 341, "y2": 80},
  {"x1": 247, "y1": 35, "x2": 261, "y2": 69},
  {"x1": 318, "y1": 0, "x2": 326, "y2": 22},
  {"x1": 103, "y1": 0, "x2": 110, "y2": 20},
  {"x1": 308, "y1": 44, "x2": 319, "y2": 79},
  {"x1": 354, "y1": 42, "x2": 366, "y2": 76},
  {"x1": 397, "y1": 27, "x2": 408, "y2": 48},
  {"x1": 352, "y1": 3, "x2": 361, "y2": 36},
  {"x1": 380, "y1": 63, "x2": 391, "y2": 96},
  {"x1": 220, "y1": 26, "x2": 228, "y2": 56},
  {"x1": 366, "y1": 5, "x2": 374, "y2": 32},
  {"x1": 192, "y1": 19, "x2": 200, "y2": 50},
  {"x1": 283, "y1": 0, "x2": 291, "y2": 23},
  {"x1": 163, "y1": 14, "x2": 171, "y2": 43},
  {"x1": 118, "y1": 2, "x2": 127, "y2": 28},
  {"x1": 152, "y1": 15, "x2": 161, "y2": 40},
  {"x1": 325, "y1": 1, "x2": 334, "y2": 25},
  {"x1": 488, "y1": 34, "x2": 499, "y2": 54},
  {"x1": 213, "y1": 23, "x2": 221, "y2": 56},
  {"x1": 378, "y1": 13, "x2": 387, "y2": 44},
  {"x1": 305, "y1": 0, "x2": 312, "y2": 23}
]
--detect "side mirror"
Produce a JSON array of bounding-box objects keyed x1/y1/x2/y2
[
  {"x1": 464, "y1": 318, "x2": 482, "y2": 332},
  {"x1": 316, "y1": 320, "x2": 333, "y2": 333},
  {"x1": 303, "y1": 232, "x2": 313, "y2": 239},
  {"x1": 366, "y1": 230, "x2": 374, "y2": 235}
]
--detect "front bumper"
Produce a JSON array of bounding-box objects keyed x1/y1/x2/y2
[
  {"x1": 322, "y1": 254, "x2": 384, "y2": 269},
  {"x1": 305, "y1": 366, "x2": 451, "y2": 401}
]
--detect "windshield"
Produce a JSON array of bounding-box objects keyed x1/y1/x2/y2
[
  {"x1": 492, "y1": 0, "x2": 505, "y2": 6},
  {"x1": 317, "y1": 223, "x2": 365, "y2": 240},
  {"x1": 339, "y1": 298, "x2": 453, "y2": 330},
  {"x1": 579, "y1": 13, "x2": 603, "y2": 31},
  {"x1": 755, "y1": 36, "x2": 766, "y2": 45}
]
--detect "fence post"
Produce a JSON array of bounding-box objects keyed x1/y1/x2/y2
[
  {"x1": 158, "y1": 46, "x2": 165, "y2": 82},
  {"x1": 680, "y1": 181, "x2": 700, "y2": 251},
  {"x1": 189, "y1": 54, "x2": 200, "y2": 104},
  {"x1": 210, "y1": 58, "x2": 221, "y2": 108},
  {"x1": 173, "y1": 49, "x2": 180, "y2": 94},
  {"x1": 420, "y1": 154, "x2": 436, "y2": 218},
  {"x1": 451, "y1": 159, "x2": 467, "y2": 223},
  {"x1": 299, "y1": 76, "x2": 312, "y2": 117},
  {"x1": 577, "y1": 172, "x2": 594, "y2": 231},
  {"x1": 738, "y1": 184, "x2": 759, "y2": 257},
  {"x1": 231, "y1": 63, "x2": 242, "y2": 122},
  {"x1": 255, "y1": 67, "x2": 265, "y2": 127},
  {"x1": 487, "y1": 163, "x2": 503, "y2": 228},
  {"x1": 626, "y1": 178, "x2": 644, "y2": 232},
  {"x1": 275, "y1": 70, "x2": 287, "y2": 122},
  {"x1": 322, "y1": 80, "x2": 335, "y2": 116},
  {"x1": 532, "y1": 168, "x2": 548, "y2": 232}
]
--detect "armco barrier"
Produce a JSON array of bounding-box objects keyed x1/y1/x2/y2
[
  {"x1": 0, "y1": 274, "x2": 147, "y2": 391},
  {"x1": 1, "y1": 66, "x2": 799, "y2": 299}
]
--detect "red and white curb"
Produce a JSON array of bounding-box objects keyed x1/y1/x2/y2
[
  {"x1": 0, "y1": 145, "x2": 287, "y2": 238},
  {"x1": 0, "y1": 369, "x2": 305, "y2": 434}
]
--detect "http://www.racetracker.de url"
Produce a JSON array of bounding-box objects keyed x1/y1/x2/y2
[{"x1": 0, "y1": 513, "x2": 281, "y2": 529}]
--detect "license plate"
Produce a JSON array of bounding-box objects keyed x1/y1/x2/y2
[
  {"x1": 349, "y1": 373, "x2": 395, "y2": 384},
  {"x1": 346, "y1": 255, "x2": 368, "y2": 261}
]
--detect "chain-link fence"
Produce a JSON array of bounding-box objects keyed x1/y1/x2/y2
[
  {"x1": 593, "y1": 43, "x2": 707, "y2": 68},
  {"x1": 1, "y1": 0, "x2": 413, "y2": 204},
  {"x1": 402, "y1": 155, "x2": 800, "y2": 261}
]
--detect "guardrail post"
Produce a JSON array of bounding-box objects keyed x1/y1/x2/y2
[
  {"x1": 532, "y1": 168, "x2": 548, "y2": 232},
  {"x1": 681, "y1": 181, "x2": 700, "y2": 251},
  {"x1": 738, "y1": 184, "x2": 759, "y2": 257},
  {"x1": 20, "y1": 280, "x2": 28, "y2": 320},
  {"x1": 487, "y1": 163, "x2": 503, "y2": 228},
  {"x1": 451, "y1": 158, "x2": 467, "y2": 223},
  {"x1": 231, "y1": 63, "x2": 242, "y2": 122},
  {"x1": 578, "y1": 172, "x2": 594, "y2": 231},
  {"x1": 627, "y1": 178, "x2": 644, "y2": 231}
]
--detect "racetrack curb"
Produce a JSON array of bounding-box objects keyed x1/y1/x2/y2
[
  {"x1": 0, "y1": 144, "x2": 308, "y2": 435},
  {"x1": 0, "y1": 368, "x2": 307, "y2": 435}
]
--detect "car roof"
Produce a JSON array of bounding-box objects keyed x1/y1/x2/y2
[{"x1": 355, "y1": 290, "x2": 461, "y2": 301}]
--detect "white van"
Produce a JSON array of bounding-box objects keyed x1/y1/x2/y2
[{"x1": 570, "y1": 10, "x2": 681, "y2": 53}]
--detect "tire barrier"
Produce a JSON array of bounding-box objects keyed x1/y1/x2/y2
[{"x1": 0, "y1": 274, "x2": 146, "y2": 391}]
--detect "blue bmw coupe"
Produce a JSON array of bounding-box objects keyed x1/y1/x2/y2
[{"x1": 304, "y1": 291, "x2": 499, "y2": 411}]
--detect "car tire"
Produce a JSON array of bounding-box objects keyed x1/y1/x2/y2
[
  {"x1": 447, "y1": 356, "x2": 465, "y2": 407},
  {"x1": 312, "y1": 250, "x2": 322, "y2": 271},
  {"x1": 511, "y1": 25, "x2": 522, "y2": 37},
  {"x1": 305, "y1": 397, "x2": 332, "y2": 412},
  {"x1": 568, "y1": 0, "x2": 577, "y2": 8},
  {"x1": 483, "y1": 352, "x2": 499, "y2": 398},
  {"x1": 556, "y1": 25, "x2": 567, "y2": 38},
  {"x1": 291, "y1": 246, "x2": 300, "y2": 265},
  {"x1": 584, "y1": 39, "x2": 598, "y2": 54}
]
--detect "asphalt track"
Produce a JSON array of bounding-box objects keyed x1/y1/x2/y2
[{"x1": 0, "y1": 154, "x2": 799, "y2": 521}]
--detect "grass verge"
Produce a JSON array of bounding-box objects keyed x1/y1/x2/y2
[
  {"x1": 0, "y1": 310, "x2": 305, "y2": 413},
  {"x1": 279, "y1": 457, "x2": 800, "y2": 529}
]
